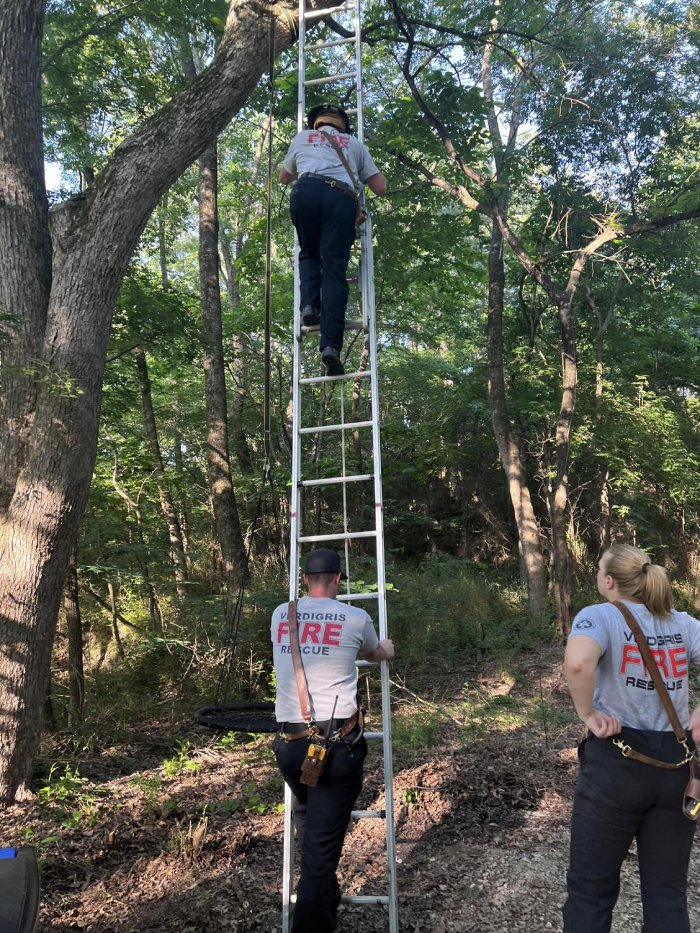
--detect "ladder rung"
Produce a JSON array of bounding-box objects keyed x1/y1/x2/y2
[
  {"x1": 351, "y1": 809, "x2": 386, "y2": 819},
  {"x1": 299, "y1": 420, "x2": 372, "y2": 435},
  {"x1": 306, "y1": 37, "x2": 356, "y2": 50},
  {"x1": 303, "y1": 4, "x2": 351, "y2": 21},
  {"x1": 299, "y1": 370, "x2": 371, "y2": 385},
  {"x1": 356, "y1": 656, "x2": 379, "y2": 664},
  {"x1": 363, "y1": 731, "x2": 383, "y2": 740},
  {"x1": 300, "y1": 319, "x2": 365, "y2": 334},
  {"x1": 340, "y1": 593, "x2": 379, "y2": 603},
  {"x1": 300, "y1": 474, "x2": 372, "y2": 487},
  {"x1": 305, "y1": 71, "x2": 358, "y2": 87},
  {"x1": 341, "y1": 896, "x2": 390, "y2": 905},
  {"x1": 298, "y1": 530, "x2": 377, "y2": 543}
]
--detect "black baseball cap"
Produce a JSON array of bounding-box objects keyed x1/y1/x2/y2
[{"x1": 304, "y1": 548, "x2": 348, "y2": 580}]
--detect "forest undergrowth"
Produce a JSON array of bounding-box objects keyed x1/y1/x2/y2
[
  {"x1": 4, "y1": 650, "x2": 700, "y2": 931},
  {"x1": 4, "y1": 562, "x2": 700, "y2": 931}
]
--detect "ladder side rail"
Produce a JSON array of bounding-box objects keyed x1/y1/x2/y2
[
  {"x1": 290, "y1": 0, "x2": 307, "y2": 599},
  {"x1": 358, "y1": 212, "x2": 375, "y2": 333},
  {"x1": 297, "y1": 0, "x2": 307, "y2": 133},
  {"x1": 281, "y1": 784, "x2": 295, "y2": 933},
  {"x1": 367, "y1": 297, "x2": 400, "y2": 933},
  {"x1": 354, "y1": 0, "x2": 364, "y2": 144},
  {"x1": 283, "y1": 4, "x2": 308, "y2": 930},
  {"x1": 338, "y1": 386, "x2": 353, "y2": 597}
]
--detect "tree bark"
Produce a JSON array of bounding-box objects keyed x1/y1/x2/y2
[
  {"x1": 63, "y1": 547, "x2": 85, "y2": 724},
  {"x1": 198, "y1": 142, "x2": 247, "y2": 587},
  {"x1": 0, "y1": 1, "x2": 52, "y2": 514},
  {"x1": 482, "y1": 14, "x2": 547, "y2": 622},
  {"x1": 486, "y1": 220, "x2": 548, "y2": 621},
  {"x1": 107, "y1": 581, "x2": 126, "y2": 661},
  {"x1": 221, "y1": 229, "x2": 254, "y2": 475},
  {"x1": 111, "y1": 459, "x2": 162, "y2": 631},
  {"x1": 134, "y1": 348, "x2": 189, "y2": 596}
]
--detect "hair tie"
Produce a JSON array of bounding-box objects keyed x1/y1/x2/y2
[{"x1": 642, "y1": 562, "x2": 650, "y2": 574}]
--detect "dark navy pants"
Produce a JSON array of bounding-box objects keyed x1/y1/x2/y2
[
  {"x1": 273, "y1": 729, "x2": 366, "y2": 933},
  {"x1": 290, "y1": 176, "x2": 357, "y2": 353},
  {"x1": 563, "y1": 730, "x2": 696, "y2": 933}
]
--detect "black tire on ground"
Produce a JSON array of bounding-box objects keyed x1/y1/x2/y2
[{"x1": 194, "y1": 702, "x2": 277, "y2": 733}]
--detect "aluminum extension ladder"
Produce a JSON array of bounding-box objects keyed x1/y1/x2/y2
[{"x1": 281, "y1": 1, "x2": 398, "y2": 931}]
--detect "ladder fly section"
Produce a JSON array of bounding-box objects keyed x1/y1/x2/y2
[{"x1": 281, "y1": 1, "x2": 398, "y2": 931}]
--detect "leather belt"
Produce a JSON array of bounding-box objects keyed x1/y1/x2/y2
[
  {"x1": 298, "y1": 172, "x2": 357, "y2": 198},
  {"x1": 279, "y1": 710, "x2": 361, "y2": 743}
]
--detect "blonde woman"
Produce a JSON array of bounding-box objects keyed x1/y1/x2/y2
[{"x1": 563, "y1": 543, "x2": 700, "y2": 933}]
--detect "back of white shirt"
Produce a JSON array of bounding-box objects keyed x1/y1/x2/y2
[
  {"x1": 282, "y1": 128, "x2": 381, "y2": 188},
  {"x1": 271, "y1": 596, "x2": 379, "y2": 721}
]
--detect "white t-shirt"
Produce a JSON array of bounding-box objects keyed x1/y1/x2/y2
[
  {"x1": 271, "y1": 596, "x2": 379, "y2": 722},
  {"x1": 282, "y1": 127, "x2": 381, "y2": 189},
  {"x1": 568, "y1": 600, "x2": 700, "y2": 730}
]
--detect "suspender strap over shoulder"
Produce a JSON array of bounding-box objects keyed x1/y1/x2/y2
[
  {"x1": 288, "y1": 600, "x2": 314, "y2": 724},
  {"x1": 318, "y1": 129, "x2": 361, "y2": 197},
  {"x1": 611, "y1": 601, "x2": 694, "y2": 768}
]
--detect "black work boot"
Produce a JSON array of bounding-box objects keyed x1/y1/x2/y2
[
  {"x1": 321, "y1": 346, "x2": 344, "y2": 376},
  {"x1": 301, "y1": 305, "x2": 320, "y2": 327}
]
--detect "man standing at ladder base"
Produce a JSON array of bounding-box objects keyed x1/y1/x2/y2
[
  {"x1": 271, "y1": 548, "x2": 394, "y2": 932},
  {"x1": 280, "y1": 104, "x2": 387, "y2": 376}
]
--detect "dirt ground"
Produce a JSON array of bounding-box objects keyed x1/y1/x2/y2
[{"x1": 3, "y1": 650, "x2": 700, "y2": 932}]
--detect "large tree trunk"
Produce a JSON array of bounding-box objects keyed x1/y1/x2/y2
[
  {"x1": 64, "y1": 547, "x2": 85, "y2": 724},
  {"x1": 486, "y1": 220, "x2": 548, "y2": 621},
  {"x1": 111, "y1": 460, "x2": 162, "y2": 631},
  {"x1": 134, "y1": 348, "x2": 189, "y2": 596},
  {"x1": 0, "y1": 0, "x2": 326, "y2": 802},
  {"x1": 549, "y1": 295, "x2": 578, "y2": 634},
  {"x1": 220, "y1": 230, "x2": 254, "y2": 475},
  {"x1": 0, "y1": 1, "x2": 51, "y2": 514},
  {"x1": 198, "y1": 142, "x2": 247, "y2": 587}
]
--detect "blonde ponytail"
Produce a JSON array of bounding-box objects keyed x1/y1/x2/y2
[{"x1": 602, "y1": 543, "x2": 674, "y2": 618}]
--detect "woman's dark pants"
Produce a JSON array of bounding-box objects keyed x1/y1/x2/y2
[
  {"x1": 273, "y1": 731, "x2": 366, "y2": 933},
  {"x1": 290, "y1": 177, "x2": 357, "y2": 354},
  {"x1": 563, "y1": 730, "x2": 696, "y2": 933}
]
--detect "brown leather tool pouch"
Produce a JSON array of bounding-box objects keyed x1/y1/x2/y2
[
  {"x1": 355, "y1": 204, "x2": 367, "y2": 225},
  {"x1": 300, "y1": 737, "x2": 328, "y2": 787}
]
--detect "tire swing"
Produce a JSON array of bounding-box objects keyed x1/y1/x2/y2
[{"x1": 194, "y1": 701, "x2": 277, "y2": 734}]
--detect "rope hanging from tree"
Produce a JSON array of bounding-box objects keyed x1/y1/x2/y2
[{"x1": 199, "y1": 4, "x2": 287, "y2": 728}]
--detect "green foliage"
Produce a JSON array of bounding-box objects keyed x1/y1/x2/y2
[
  {"x1": 37, "y1": 765, "x2": 107, "y2": 829},
  {"x1": 387, "y1": 557, "x2": 533, "y2": 665},
  {"x1": 205, "y1": 778, "x2": 284, "y2": 816},
  {"x1": 392, "y1": 707, "x2": 450, "y2": 753},
  {"x1": 161, "y1": 741, "x2": 201, "y2": 779}
]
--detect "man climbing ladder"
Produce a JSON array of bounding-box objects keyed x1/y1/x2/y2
[{"x1": 279, "y1": 103, "x2": 386, "y2": 375}]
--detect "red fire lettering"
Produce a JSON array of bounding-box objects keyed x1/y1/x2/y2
[
  {"x1": 301, "y1": 622, "x2": 321, "y2": 644},
  {"x1": 669, "y1": 646, "x2": 688, "y2": 678},
  {"x1": 277, "y1": 621, "x2": 289, "y2": 643},
  {"x1": 650, "y1": 648, "x2": 670, "y2": 678},
  {"x1": 620, "y1": 644, "x2": 643, "y2": 674},
  {"x1": 323, "y1": 623, "x2": 342, "y2": 646}
]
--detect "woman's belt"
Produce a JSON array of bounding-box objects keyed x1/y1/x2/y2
[{"x1": 612, "y1": 736, "x2": 694, "y2": 769}]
